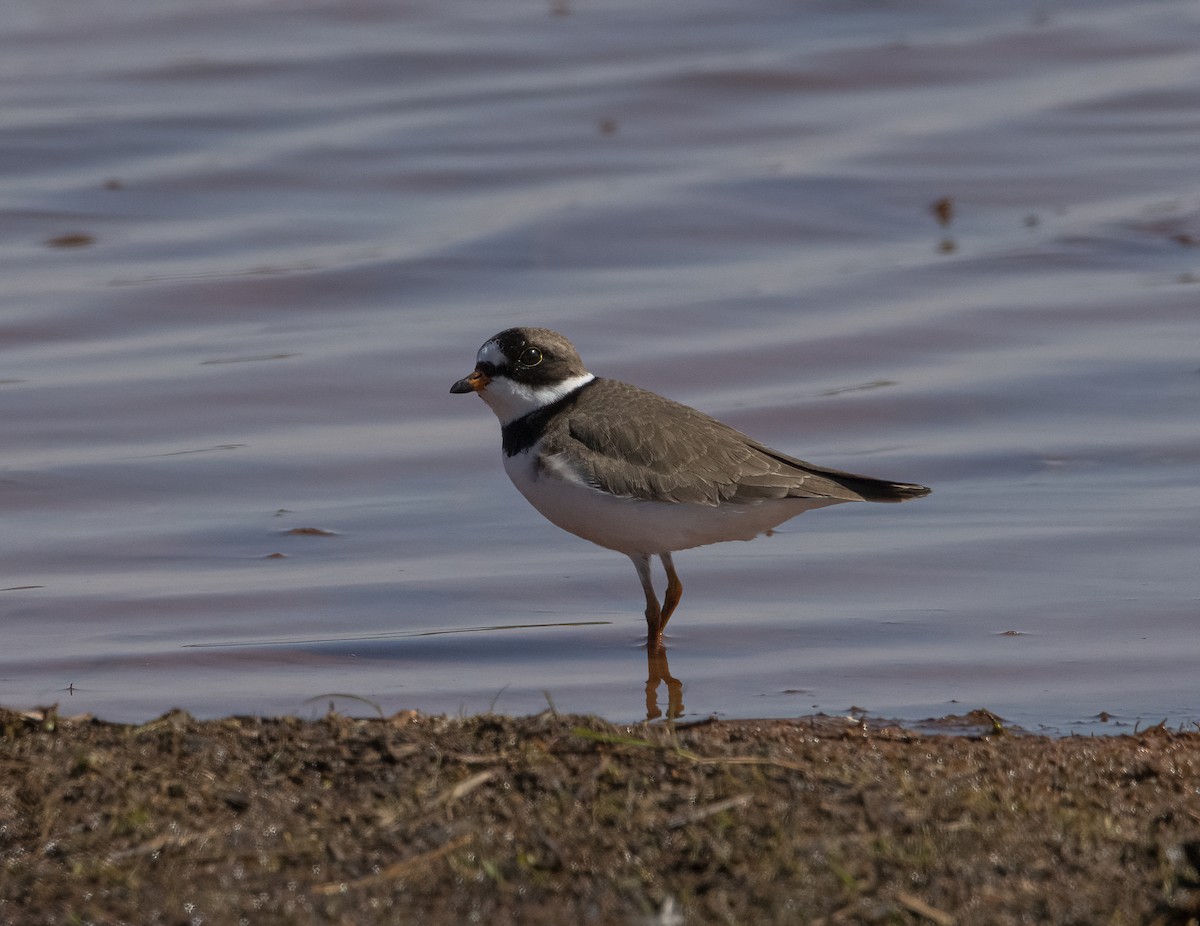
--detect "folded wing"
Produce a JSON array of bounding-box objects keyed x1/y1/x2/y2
[{"x1": 543, "y1": 379, "x2": 930, "y2": 506}]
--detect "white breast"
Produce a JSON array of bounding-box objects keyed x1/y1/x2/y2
[{"x1": 502, "y1": 443, "x2": 842, "y2": 556}]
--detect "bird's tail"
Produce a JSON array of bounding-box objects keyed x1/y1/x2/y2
[
  {"x1": 743, "y1": 438, "x2": 932, "y2": 503},
  {"x1": 803, "y1": 464, "x2": 932, "y2": 503}
]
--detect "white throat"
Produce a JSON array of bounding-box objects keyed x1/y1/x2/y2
[{"x1": 479, "y1": 372, "x2": 595, "y2": 426}]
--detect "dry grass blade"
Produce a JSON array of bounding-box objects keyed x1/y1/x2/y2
[
  {"x1": 433, "y1": 769, "x2": 498, "y2": 806},
  {"x1": 896, "y1": 891, "x2": 955, "y2": 926},
  {"x1": 667, "y1": 792, "x2": 753, "y2": 828},
  {"x1": 311, "y1": 834, "x2": 473, "y2": 895},
  {"x1": 108, "y1": 826, "x2": 222, "y2": 861}
]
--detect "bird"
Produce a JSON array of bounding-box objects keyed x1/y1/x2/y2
[{"x1": 451, "y1": 327, "x2": 930, "y2": 651}]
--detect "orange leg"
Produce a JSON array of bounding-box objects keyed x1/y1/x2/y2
[
  {"x1": 629, "y1": 553, "x2": 665, "y2": 651},
  {"x1": 658, "y1": 552, "x2": 683, "y2": 633}
]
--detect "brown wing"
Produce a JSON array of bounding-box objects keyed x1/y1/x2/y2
[{"x1": 540, "y1": 379, "x2": 929, "y2": 506}]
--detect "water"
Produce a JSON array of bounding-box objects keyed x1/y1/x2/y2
[{"x1": 2, "y1": 0, "x2": 1198, "y2": 733}]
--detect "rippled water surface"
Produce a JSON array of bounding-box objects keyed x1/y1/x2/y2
[{"x1": 3, "y1": 0, "x2": 1198, "y2": 733}]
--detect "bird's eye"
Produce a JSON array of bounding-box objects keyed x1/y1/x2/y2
[{"x1": 518, "y1": 347, "x2": 543, "y2": 367}]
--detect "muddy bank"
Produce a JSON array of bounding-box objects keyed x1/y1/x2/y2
[{"x1": 2, "y1": 706, "x2": 1199, "y2": 925}]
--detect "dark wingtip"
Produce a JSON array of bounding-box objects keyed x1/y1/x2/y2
[{"x1": 889, "y1": 482, "x2": 932, "y2": 501}]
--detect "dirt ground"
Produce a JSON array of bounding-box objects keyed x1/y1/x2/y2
[{"x1": 2, "y1": 704, "x2": 1199, "y2": 926}]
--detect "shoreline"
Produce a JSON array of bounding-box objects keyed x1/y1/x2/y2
[{"x1": 4, "y1": 705, "x2": 1199, "y2": 924}]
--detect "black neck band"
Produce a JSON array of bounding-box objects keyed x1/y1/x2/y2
[{"x1": 501, "y1": 378, "x2": 598, "y2": 457}]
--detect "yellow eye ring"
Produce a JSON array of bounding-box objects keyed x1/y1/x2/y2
[{"x1": 518, "y1": 347, "x2": 543, "y2": 367}]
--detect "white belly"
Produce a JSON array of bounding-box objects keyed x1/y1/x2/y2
[{"x1": 502, "y1": 447, "x2": 843, "y2": 555}]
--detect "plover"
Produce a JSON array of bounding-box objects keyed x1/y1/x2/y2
[{"x1": 452, "y1": 327, "x2": 930, "y2": 650}]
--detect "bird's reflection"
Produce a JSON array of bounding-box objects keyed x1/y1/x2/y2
[{"x1": 645, "y1": 646, "x2": 684, "y2": 720}]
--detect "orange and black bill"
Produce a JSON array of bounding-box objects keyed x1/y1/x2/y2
[{"x1": 450, "y1": 369, "x2": 490, "y2": 394}]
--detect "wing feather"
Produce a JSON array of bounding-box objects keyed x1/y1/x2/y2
[{"x1": 537, "y1": 379, "x2": 925, "y2": 506}]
